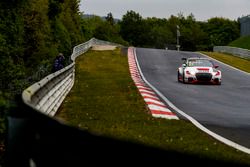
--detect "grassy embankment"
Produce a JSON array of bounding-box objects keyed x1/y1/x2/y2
[
  {"x1": 228, "y1": 35, "x2": 250, "y2": 50},
  {"x1": 56, "y1": 48, "x2": 250, "y2": 165}
]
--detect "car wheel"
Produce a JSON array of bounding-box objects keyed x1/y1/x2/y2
[
  {"x1": 214, "y1": 79, "x2": 221, "y2": 85},
  {"x1": 177, "y1": 72, "x2": 181, "y2": 82},
  {"x1": 182, "y1": 73, "x2": 186, "y2": 84}
]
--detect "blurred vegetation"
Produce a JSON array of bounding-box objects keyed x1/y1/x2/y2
[{"x1": 0, "y1": 0, "x2": 242, "y2": 164}]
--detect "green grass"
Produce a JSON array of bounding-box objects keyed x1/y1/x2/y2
[
  {"x1": 201, "y1": 51, "x2": 250, "y2": 73},
  {"x1": 56, "y1": 48, "x2": 250, "y2": 165},
  {"x1": 229, "y1": 36, "x2": 250, "y2": 50}
]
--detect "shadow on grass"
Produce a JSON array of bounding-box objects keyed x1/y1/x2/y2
[{"x1": 5, "y1": 97, "x2": 249, "y2": 167}]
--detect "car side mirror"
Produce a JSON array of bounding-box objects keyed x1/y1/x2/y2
[{"x1": 214, "y1": 65, "x2": 219, "y2": 69}]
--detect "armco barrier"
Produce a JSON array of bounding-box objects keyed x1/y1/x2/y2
[
  {"x1": 22, "y1": 38, "x2": 120, "y2": 116},
  {"x1": 213, "y1": 46, "x2": 250, "y2": 59}
]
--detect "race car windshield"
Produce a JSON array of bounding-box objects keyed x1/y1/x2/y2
[{"x1": 187, "y1": 59, "x2": 213, "y2": 67}]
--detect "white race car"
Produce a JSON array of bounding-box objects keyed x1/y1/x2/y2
[{"x1": 177, "y1": 57, "x2": 222, "y2": 85}]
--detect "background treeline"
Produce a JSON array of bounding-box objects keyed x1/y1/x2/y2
[
  {"x1": 85, "y1": 10, "x2": 240, "y2": 51},
  {"x1": 0, "y1": 1, "x2": 240, "y2": 161}
]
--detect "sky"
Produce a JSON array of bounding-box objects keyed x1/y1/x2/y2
[{"x1": 79, "y1": 0, "x2": 250, "y2": 21}]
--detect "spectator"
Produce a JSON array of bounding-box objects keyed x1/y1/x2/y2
[{"x1": 53, "y1": 53, "x2": 65, "y2": 72}]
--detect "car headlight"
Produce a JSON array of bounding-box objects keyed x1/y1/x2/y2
[
  {"x1": 215, "y1": 71, "x2": 220, "y2": 76},
  {"x1": 186, "y1": 70, "x2": 195, "y2": 75},
  {"x1": 190, "y1": 71, "x2": 196, "y2": 75},
  {"x1": 185, "y1": 70, "x2": 191, "y2": 75}
]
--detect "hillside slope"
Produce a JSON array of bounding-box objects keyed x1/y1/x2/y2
[{"x1": 229, "y1": 35, "x2": 250, "y2": 50}]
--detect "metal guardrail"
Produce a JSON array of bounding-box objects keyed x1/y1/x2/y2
[
  {"x1": 22, "y1": 38, "x2": 120, "y2": 116},
  {"x1": 213, "y1": 46, "x2": 250, "y2": 59}
]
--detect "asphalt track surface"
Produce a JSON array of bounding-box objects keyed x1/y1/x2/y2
[{"x1": 135, "y1": 48, "x2": 250, "y2": 149}]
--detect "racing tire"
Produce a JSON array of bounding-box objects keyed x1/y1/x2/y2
[
  {"x1": 214, "y1": 79, "x2": 221, "y2": 85},
  {"x1": 182, "y1": 73, "x2": 186, "y2": 84},
  {"x1": 177, "y1": 72, "x2": 181, "y2": 82}
]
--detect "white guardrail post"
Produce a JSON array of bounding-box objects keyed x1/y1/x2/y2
[{"x1": 22, "y1": 38, "x2": 121, "y2": 116}]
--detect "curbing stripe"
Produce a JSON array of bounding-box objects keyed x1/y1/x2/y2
[
  {"x1": 138, "y1": 89, "x2": 156, "y2": 95},
  {"x1": 142, "y1": 96, "x2": 162, "y2": 102},
  {"x1": 137, "y1": 86, "x2": 154, "y2": 93},
  {"x1": 128, "y1": 47, "x2": 178, "y2": 120},
  {"x1": 148, "y1": 104, "x2": 172, "y2": 112},
  {"x1": 146, "y1": 102, "x2": 167, "y2": 108},
  {"x1": 141, "y1": 93, "x2": 158, "y2": 99},
  {"x1": 151, "y1": 110, "x2": 177, "y2": 116},
  {"x1": 152, "y1": 114, "x2": 179, "y2": 119},
  {"x1": 144, "y1": 99, "x2": 166, "y2": 106},
  {"x1": 139, "y1": 91, "x2": 156, "y2": 97}
]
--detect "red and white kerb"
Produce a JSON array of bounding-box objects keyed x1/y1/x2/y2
[{"x1": 127, "y1": 47, "x2": 179, "y2": 120}]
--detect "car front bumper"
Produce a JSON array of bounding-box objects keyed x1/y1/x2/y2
[{"x1": 185, "y1": 73, "x2": 221, "y2": 84}]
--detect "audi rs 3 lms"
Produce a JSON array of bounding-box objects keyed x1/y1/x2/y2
[{"x1": 177, "y1": 57, "x2": 222, "y2": 85}]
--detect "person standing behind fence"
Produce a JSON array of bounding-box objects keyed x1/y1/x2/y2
[{"x1": 53, "y1": 53, "x2": 65, "y2": 72}]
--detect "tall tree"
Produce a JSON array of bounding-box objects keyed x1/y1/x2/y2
[
  {"x1": 120, "y1": 10, "x2": 149, "y2": 46},
  {"x1": 179, "y1": 13, "x2": 207, "y2": 51},
  {"x1": 145, "y1": 17, "x2": 175, "y2": 48},
  {"x1": 205, "y1": 17, "x2": 240, "y2": 46},
  {"x1": 106, "y1": 12, "x2": 114, "y2": 25},
  {"x1": 80, "y1": 15, "x2": 104, "y2": 40}
]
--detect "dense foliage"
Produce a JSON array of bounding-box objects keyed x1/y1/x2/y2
[
  {"x1": 80, "y1": 13, "x2": 128, "y2": 45},
  {"x1": 0, "y1": 0, "x2": 84, "y2": 153},
  {"x1": 82, "y1": 11, "x2": 240, "y2": 50},
  {"x1": 118, "y1": 11, "x2": 240, "y2": 50}
]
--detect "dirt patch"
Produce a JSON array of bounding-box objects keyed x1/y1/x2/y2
[{"x1": 91, "y1": 45, "x2": 117, "y2": 51}]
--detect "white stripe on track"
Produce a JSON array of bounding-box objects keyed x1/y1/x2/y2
[
  {"x1": 141, "y1": 93, "x2": 157, "y2": 99},
  {"x1": 148, "y1": 104, "x2": 171, "y2": 112},
  {"x1": 138, "y1": 89, "x2": 155, "y2": 94},
  {"x1": 144, "y1": 98, "x2": 166, "y2": 105}
]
